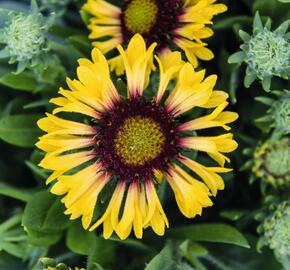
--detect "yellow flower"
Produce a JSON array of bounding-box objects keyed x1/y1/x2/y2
[
  {"x1": 37, "y1": 34, "x2": 238, "y2": 240},
  {"x1": 82, "y1": 0, "x2": 227, "y2": 74}
]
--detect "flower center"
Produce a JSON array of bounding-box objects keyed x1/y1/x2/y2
[
  {"x1": 123, "y1": 0, "x2": 158, "y2": 34},
  {"x1": 97, "y1": 98, "x2": 179, "y2": 182},
  {"x1": 114, "y1": 116, "x2": 165, "y2": 166}
]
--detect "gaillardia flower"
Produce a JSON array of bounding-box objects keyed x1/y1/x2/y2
[
  {"x1": 37, "y1": 35, "x2": 238, "y2": 240},
  {"x1": 228, "y1": 12, "x2": 290, "y2": 91},
  {"x1": 82, "y1": 0, "x2": 227, "y2": 74}
]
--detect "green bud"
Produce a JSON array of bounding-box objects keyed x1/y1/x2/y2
[
  {"x1": 0, "y1": 1, "x2": 54, "y2": 74},
  {"x1": 228, "y1": 12, "x2": 290, "y2": 91},
  {"x1": 253, "y1": 137, "x2": 290, "y2": 187},
  {"x1": 262, "y1": 201, "x2": 290, "y2": 257},
  {"x1": 3, "y1": 13, "x2": 48, "y2": 63},
  {"x1": 246, "y1": 29, "x2": 289, "y2": 80}
]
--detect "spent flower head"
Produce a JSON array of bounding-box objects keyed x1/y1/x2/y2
[
  {"x1": 0, "y1": 0, "x2": 54, "y2": 73},
  {"x1": 228, "y1": 12, "x2": 290, "y2": 91}
]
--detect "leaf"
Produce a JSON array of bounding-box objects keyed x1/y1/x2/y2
[
  {"x1": 239, "y1": 30, "x2": 251, "y2": 42},
  {"x1": 0, "y1": 72, "x2": 37, "y2": 91},
  {"x1": 109, "y1": 236, "x2": 152, "y2": 251},
  {"x1": 66, "y1": 222, "x2": 96, "y2": 255},
  {"x1": 168, "y1": 223, "x2": 250, "y2": 248},
  {"x1": 145, "y1": 244, "x2": 177, "y2": 270},
  {"x1": 86, "y1": 237, "x2": 116, "y2": 270},
  {"x1": 261, "y1": 77, "x2": 271, "y2": 91},
  {"x1": 253, "y1": 12, "x2": 264, "y2": 32},
  {"x1": 22, "y1": 191, "x2": 70, "y2": 234},
  {"x1": 68, "y1": 35, "x2": 92, "y2": 55},
  {"x1": 228, "y1": 51, "x2": 246, "y2": 64},
  {"x1": 26, "y1": 228, "x2": 61, "y2": 247},
  {"x1": 220, "y1": 210, "x2": 247, "y2": 221},
  {"x1": 254, "y1": 97, "x2": 274, "y2": 106},
  {"x1": 0, "y1": 182, "x2": 32, "y2": 202},
  {"x1": 0, "y1": 114, "x2": 42, "y2": 147},
  {"x1": 212, "y1": 16, "x2": 253, "y2": 30},
  {"x1": 0, "y1": 214, "x2": 27, "y2": 258}
]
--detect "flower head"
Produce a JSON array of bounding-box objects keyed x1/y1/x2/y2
[
  {"x1": 228, "y1": 12, "x2": 290, "y2": 91},
  {"x1": 0, "y1": 0, "x2": 52, "y2": 73},
  {"x1": 37, "y1": 34, "x2": 238, "y2": 240},
  {"x1": 82, "y1": 0, "x2": 227, "y2": 74},
  {"x1": 260, "y1": 201, "x2": 290, "y2": 257},
  {"x1": 252, "y1": 137, "x2": 290, "y2": 188}
]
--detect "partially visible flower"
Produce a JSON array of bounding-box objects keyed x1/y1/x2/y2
[
  {"x1": 36, "y1": 34, "x2": 238, "y2": 240},
  {"x1": 40, "y1": 257, "x2": 86, "y2": 270},
  {"x1": 228, "y1": 12, "x2": 290, "y2": 91},
  {"x1": 82, "y1": 0, "x2": 227, "y2": 75},
  {"x1": 0, "y1": 0, "x2": 53, "y2": 73},
  {"x1": 256, "y1": 90, "x2": 290, "y2": 134},
  {"x1": 259, "y1": 200, "x2": 290, "y2": 257},
  {"x1": 252, "y1": 137, "x2": 290, "y2": 188}
]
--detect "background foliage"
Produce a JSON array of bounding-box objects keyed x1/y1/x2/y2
[{"x1": 0, "y1": 0, "x2": 289, "y2": 269}]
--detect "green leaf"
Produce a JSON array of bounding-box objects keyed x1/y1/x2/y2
[
  {"x1": 25, "y1": 160, "x2": 48, "y2": 180},
  {"x1": 244, "y1": 73, "x2": 256, "y2": 88},
  {"x1": 86, "y1": 237, "x2": 116, "y2": 270},
  {"x1": 253, "y1": 12, "x2": 264, "y2": 32},
  {"x1": 0, "y1": 114, "x2": 42, "y2": 147},
  {"x1": 168, "y1": 223, "x2": 250, "y2": 248},
  {"x1": 22, "y1": 191, "x2": 70, "y2": 234},
  {"x1": 212, "y1": 16, "x2": 253, "y2": 30},
  {"x1": 261, "y1": 76, "x2": 272, "y2": 91},
  {"x1": 220, "y1": 210, "x2": 247, "y2": 221},
  {"x1": 0, "y1": 214, "x2": 27, "y2": 258},
  {"x1": 275, "y1": 19, "x2": 290, "y2": 35},
  {"x1": 228, "y1": 51, "x2": 246, "y2": 64},
  {"x1": 26, "y1": 228, "x2": 61, "y2": 247},
  {"x1": 145, "y1": 244, "x2": 177, "y2": 270},
  {"x1": 254, "y1": 97, "x2": 274, "y2": 106},
  {"x1": 0, "y1": 182, "x2": 32, "y2": 202},
  {"x1": 239, "y1": 30, "x2": 251, "y2": 42},
  {"x1": 109, "y1": 236, "x2": 152, "y2": 251},
  {"x1": 66, "y1": 222, "x2": 96, "y2": 255},
  {"x1": 0, "y1": 72, "x2": 37, "y2": 91},
  {"x1": 67, "y1": 35, "x2": 92, "y2": 55}
]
